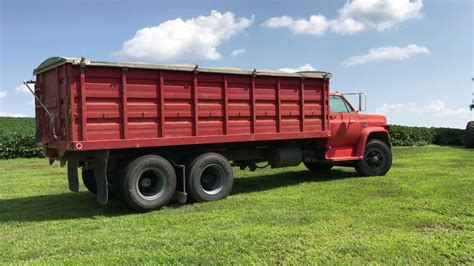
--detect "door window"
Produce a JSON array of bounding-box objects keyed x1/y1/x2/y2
[{"x1": 330, "y1": 96, "x2": 351, "y2": 113}]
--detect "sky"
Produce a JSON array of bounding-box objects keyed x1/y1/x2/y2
[{"x1": 0, "y1": 0, "x2": 472, "y2": 128}]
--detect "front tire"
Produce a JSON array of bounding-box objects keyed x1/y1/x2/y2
[
  {"x1": 185, "y1": 153, "x2": 234, "y2": 202},
  {"x1": 465, "y1": 121, "x2": 474, "y2": 148},
  {"x1": 120, "y1": 155, "x2": 176, "y2": 212},
  {"x1": 355, "y1": 139, "x2": 392, "y2": 176}
]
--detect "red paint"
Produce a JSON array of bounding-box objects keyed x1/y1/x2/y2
[
  {"x1": 250, "y1": 76, "x2": 256, "y2": 134},
  {"x1": 276, "y1": 77, "x2": 281, "y2": 132},
  {"x1": 325, "y1": 94, "x2": 389, "y2": 160},
  {"x1": 223, "y1": 74, "x2": 229, "y2": 135},
  {"x1": 35, "y1": 63, "x2": 330, "y2": 157},
  {"x1": 34, "y1": 59, "x2": 389, "y2": 163},
  {"x1": 158, "y1": 71, "x2": 165, "y2": 137},
  {"x1": 121, "y1": 68, "x2": 128, "y2": 139},
  {"x1": 328, "y1": 112, "x2": 362, "y2": 148},
  {"x1": 299, "y1": 79, "x2": 305, "y2": 132},
  {"x1": 79, "y1": 67, "x2": 87, "y2": 141},
  {"x1": 192, "y1": 73, "x2": 199, "y2": 136}
]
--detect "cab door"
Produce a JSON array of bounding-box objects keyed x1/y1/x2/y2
[{"x1": 327, "y1": 95, "x2": 363, "y2": 152}]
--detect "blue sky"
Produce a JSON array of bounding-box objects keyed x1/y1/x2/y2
[{"x1": 0, "y1": 0, "x2": 472, "y2": 128}]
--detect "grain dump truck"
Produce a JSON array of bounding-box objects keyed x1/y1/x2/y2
[{"x1": 26, "y1": 57, "x2": 392, "y2": 211}]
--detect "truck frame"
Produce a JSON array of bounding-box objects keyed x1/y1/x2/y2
[{"x1": 28, "y1": 57, "x2": 392, "y2": 211}]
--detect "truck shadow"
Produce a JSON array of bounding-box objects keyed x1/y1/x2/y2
[
  {"x1": 230, "y1": 169, "x2": 358, "y2": 196},
  {"x1": 0, "y1": 192, "x2": 129, "y2": 223},
  {"x1": 0, "y1": 169, "x2": 358, "y2": 222}
]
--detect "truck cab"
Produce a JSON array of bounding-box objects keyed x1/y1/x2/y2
[{"x1": 306, "y1": 92, "x2": 392, "y2": 176}]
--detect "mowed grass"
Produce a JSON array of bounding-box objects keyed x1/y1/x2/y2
[{"x1": 0, "y1": 146, "x2": 472, "y2": 264}]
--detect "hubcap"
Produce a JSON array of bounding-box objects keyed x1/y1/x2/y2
[
  {"x1": 200, "y1": 164, "x2": 226, "y2": 195},
  {"x1": 136, "y1": 169, "x2": 166, "y2": 200},
  {"x1": 366, "y1": 149, "x2": 384, "y2": 168}
]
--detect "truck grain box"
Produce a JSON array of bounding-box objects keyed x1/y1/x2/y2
[{"x1": 27, "y1": 57, "x2": 392, "y2": 211}]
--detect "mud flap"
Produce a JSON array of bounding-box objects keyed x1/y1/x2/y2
[
  {"x1": 67, "y1": 160, "x2": 79, "y2": 192},
  {"x1": 94, "y1": 150, "x2": 110, "y2": 205},
  {"x1": 171, "y1": 162, "x2": 187, "y2": 204}
]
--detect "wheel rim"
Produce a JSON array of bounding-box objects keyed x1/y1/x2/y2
[
  {"x1": 199, "y1": 164, "x2": 226, "y2": 195},
  {"x1": 136, "y1": 169, "x2": 167, "y2": 200},
  {"x1": 366, "y1": 149, "x2": 384, "y2": 169}
]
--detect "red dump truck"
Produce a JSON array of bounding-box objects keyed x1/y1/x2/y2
[{"x1": 26, "y1": 57, "x2": 392, "y2": 211}]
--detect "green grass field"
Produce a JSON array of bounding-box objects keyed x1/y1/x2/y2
[
  {"x1": 0, "y1": 146, "x2": 472, "y2": 264},
  {"x1": 0, "y1": 117, "x2": 35, "y2": 136}
]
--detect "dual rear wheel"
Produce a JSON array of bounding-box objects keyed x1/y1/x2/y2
[
  {"x1": 185, "y1": 153, "x2": 234, "y2": 202},
  {"x1": 81, "y1": 153, "x2": 234, "y2": 212},
  {"x1": 119, "y1": 155, "x2": 177, "y2": 211},
  {"x1": 81, "y1": 169, "x2": 97, "y2": 195}
]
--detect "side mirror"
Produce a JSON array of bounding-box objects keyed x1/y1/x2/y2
[{"x1": 358, "y1": 93, "x2": 366, "y2": 112}]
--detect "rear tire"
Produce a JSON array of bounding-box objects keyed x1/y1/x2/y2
[
  {"x1": 355, "y1": 139, "x2": 392, "y2": 176},
  {"x1": 120, "y1": 155, "x2": 176, "y2": 212},
  {"x1": 82, "y1": 168, "x2": 121, "y2": 197},
  {"x1": 304, "y1": 162, "x2": 333, "y2": 172},
  {"x1": 82, "y1": 168, "x2": 97, "y2": 195},
  {"x1": 185, "y1": 153, "x2": 234, "y2": 202},
  {"x1": 465, "y1": 121, "x2": 474, "y2": 148}
]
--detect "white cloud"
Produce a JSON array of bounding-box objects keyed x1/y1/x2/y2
[
  {"x1": 231, "y1": 48, "x2": 246, "y2": 57},
  {"x1": 15, "y1": 84, "x2": 32, "y2": 94},
  {"x1": 262, "y1": 0, "x2": 423, "y2": 35},
  {"x1": 342, "y1": 44, "x2": 430, "y2": 66},
  {"x1": 425, "y1": 100, "x2": 445, "y2": 112},
  {"x1": 262, "y1": 15, "x2": 329, "y2": 35},
  {"x1": 376, "y1": 102, "x2": 422, "y2": 114},
  {"x1": 118, "y1": 10, "x2": 254, "y2": 61},
  {"x1": 0, "y1": 112, "x2": 28, "y2": 117},
  {"x1": 0, "y1": 91, "x2": 7, "y2": 98},
  {"x1": 338, "y1": 0, "x2": 423, "y2": 31},
  {"x1": 279, "y1": 64, "x2": 316, "y2": 73},
  {"x1": 376, "y1": 100, "x2": 470, "y2": 118},
  {"x1": 261, "y1": 16, "x2": 294, "y2": 28},
  {"x1": 329, "y1": 18, "x2": 366, "y2": 35}
]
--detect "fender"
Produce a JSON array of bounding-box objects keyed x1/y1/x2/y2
[{"x1": 355, "y1": 127, "x2": 390, "y2": 158}]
